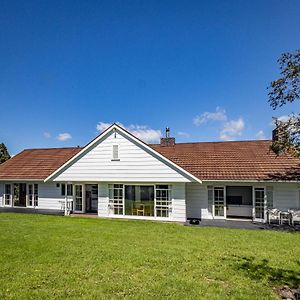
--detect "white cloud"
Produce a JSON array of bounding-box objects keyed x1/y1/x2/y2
[
  {"x1": 96, "y1": 122, "x2": 115, "y2": 132},
  {"x1": 177, "y1": 131, "x2": 190, "y2": 138},
  {"x1": 43, "y1": 132, "x2": 51, "y2": 138},
  {"x1": 57, "y1": 132, "x2": 72, "y2": 141},
  {"x1": 220, "y1": 117, "x2": 245, "y2": 141},
  {"x1": 256, "y1": 130, "x2": 266, "y2": 140},
  {"x1": 96, "y1": 122, "x2": 161, "y2": 143},
  {"x1": 269, "y1": 115, "x2": 290, "y2": 127},
  {"x1": 193, "y1": 107, "x2": 227, "y2": 125}
]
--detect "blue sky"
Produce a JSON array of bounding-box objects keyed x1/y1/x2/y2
[{"x1": 1, "y1": 0, "x2": 300, "y2": 154}]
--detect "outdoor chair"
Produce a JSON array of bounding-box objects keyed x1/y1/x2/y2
[
  {"x1": 279, "y1": 211, "x2": 291, "y2": 225},
  {"x1": 136, "y1": 204, "x2": 145, "y2": 216},
  {"x1": 288, "y1": 209, "x2": 300, "y2": 226},
  {"x1": 267, "y1": 209, "x2": 280, "y2": 224}
]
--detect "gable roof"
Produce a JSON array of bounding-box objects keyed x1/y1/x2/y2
[
  {"x1": 0, "y1": 147, "x2": 81, "y2": 180},
  {"x1": 43, "y1": 124, "x2": 202, "y2": 183},
  {"x1": 1, "y1": 134, "x2": 300, "y2": 182},
  {"x1": 150, "y1": 140, "x2": 300, "y2": 181}
]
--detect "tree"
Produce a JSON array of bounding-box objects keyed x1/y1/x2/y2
[
  {"x1": 268, "y1": 50, "x2": 300, "y2": 155},
  {"x1": 0, "y1": 143, "x2": 11, "y2": 164}
]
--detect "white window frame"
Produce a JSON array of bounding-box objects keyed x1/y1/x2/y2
[
  {"x1": 253, "y1": 186, "x2": 266, "y2": 222},
  {"x1": 3, "y1": 183, "x2": 12, "y2": 207},
  {"x1": 111, "y1": 144, "x2": 120, "y2": 161},
  {"x1": 108, "y1": 183, "x2": 172, "y2": 219},
  {"x1": 155, "y1": 185, "x2": 172, "y2": 218},
  {"x1": 61, "y1": 183, "x2": 73, "y2": 196},
  {"x1": 74, "y1": 184, "x2": 84, "y2": 213},
  {"x1": 27, "y1": 183, "x2": 39, "y2": 208},
  {"x1": 108, "y1": 184, "x2": 124, "y2": 215},
  {"x1": 213, "y1": 186, "x2": 226, "y2": 219}
]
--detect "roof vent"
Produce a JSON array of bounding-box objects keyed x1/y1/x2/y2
[{"x1": 160, "y1": 127, "x2": 175, "y2": 147}]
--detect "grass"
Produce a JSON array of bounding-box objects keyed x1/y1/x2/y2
[{"x1": 0, "y1": 213, "x2": 299, "y2": 299}]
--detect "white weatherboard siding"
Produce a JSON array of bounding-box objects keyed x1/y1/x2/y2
[
  {"x1": 53, "y1": 130, "x2": 192, "y2": 182},
  {"x1": 273, "y1": 184, "x2": 300, "y2": 210},
  {"x1": 98, "y1": 182, "x2": 109, "y2": 217},
  {"x1": 171, "y1": 183, "x2": 186, "y2": 222},
  {"x1": 38, "y1": 182, "x2": 64, "y2": 210},
  {"x1": 186, "y1": 183, "x2": 212, "y2": 219},
  {"x1": 0, "y1": 182, "x2": 3, "y2": 207},
  {"x1": 0, "y1": 182, "x2": 63, "y2": 210}
]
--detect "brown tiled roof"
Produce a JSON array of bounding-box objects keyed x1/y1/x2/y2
[
  {"x1": 150, "y1": 140, "x2": 300, "y2": 181},
  {"x1": 1, "y1": 140, "x2": 300, "y2": 181},
  {"x1": 0, "y1": 148, "x2": 81, "y2": 180}
]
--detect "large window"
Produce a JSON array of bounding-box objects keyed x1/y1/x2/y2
[
  {"x1": 109, "y1": 184, "x2": 124, "y2": 215},
  {"x1": 108, "y1": 184, "x2": 172, "y2": 218},
  {"x1": 125, "y1": 185, "x2": 154, "y2": 216}
]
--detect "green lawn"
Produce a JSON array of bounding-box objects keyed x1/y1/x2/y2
[{"x1": 0, "y1": 213, "x2": 299, "y2": 299}]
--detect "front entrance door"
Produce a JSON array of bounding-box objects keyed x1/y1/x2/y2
[
  {"x1": 85, "y1": 184, "x2": 98, "y2": 213},
  {"x1": 253, "y1": 187, "x2": 266, "y2": 222}
]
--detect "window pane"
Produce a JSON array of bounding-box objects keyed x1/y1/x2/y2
[
  {"x1": 214, "y1": 187, "x2": 225, "y2": 217},
  {"x1": 113, "y1": 145, "x2": 119, "y2": 159},
  {"x1": 109, "y1": 184, "x2": 124, "y2": 215},
  {"x1": 156, "y1": 186, "x2": 171, "y2": 218},
  {"x1": 61, "y1": 184, "x2": 66, "y2": 196},
  {"x1": 125, "y1": 185, "x2": 154, "y2": 216},
  {"x1": 5, "y1": 184, "x2": 11, "y2": 195},
  {"x1": 67, "y1": 184, "x2": 73, "y2": 196}
]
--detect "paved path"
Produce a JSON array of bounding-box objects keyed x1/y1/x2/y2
[{"x1": 186, "y1": 219, "x2": 300, "y2": 231}]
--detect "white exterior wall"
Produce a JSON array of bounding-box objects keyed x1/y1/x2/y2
[
  {"x1": 273, "y1": 183, "x2": 300, "y2": 210},
  {"x1": 38, "y1": 182, "x2": 65, "y2": 210},
  {"x1": 186, "y1": 183, "x2": 212, "y2": 219},
  {"x1": 171, "y1": 183, "x2": 186, "y2": 222},
  {"x1": 0, "y1": 182, "x2": 3, "y2": 207},
  {"x1": 0, "y1": 181, "x2": 63, "y2": 210},
  {"x1": 185, "y1": 182, "x2": 300, "y2": 220},
  {"x1": 98, "y1": 182, "x2": 109, "y2": 217},
  {"x1": 53, "y1": 130, "x2": 191, "y2": 183}
]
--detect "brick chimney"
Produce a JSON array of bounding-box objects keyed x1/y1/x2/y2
[{"x1": 160, "y1": 127, "x2": 175, "y2": 146}]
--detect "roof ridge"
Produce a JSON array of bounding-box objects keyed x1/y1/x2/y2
[
  {"x1": 23, "y1": 146, "x2": 83, "y2": 151},
  {"x1": 150, "y1": 139, "x2": 272, "y2": 146}
]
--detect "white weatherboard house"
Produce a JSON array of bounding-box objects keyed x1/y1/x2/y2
[{"x1": 1, "y1": 123, "x2": 300, "y2": 223}]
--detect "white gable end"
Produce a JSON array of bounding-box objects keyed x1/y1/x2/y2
[{"x1": 53, "y1": 129, "x2": 193, "y2": 182}]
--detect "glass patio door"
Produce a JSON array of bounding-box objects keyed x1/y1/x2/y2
[
  {"x1": 74, "y1": 185, "x2": 83, "y2": 212},
  {"x1": 213, "y1": 187, "x2": 226, "y2": 218},
  {"x1": 253, "y1": 187, "x2": 266, "y2": 222},
  {"x1": 27, "y1": 184, "x2": 39, "y2": 207},
  {"x1": 4, "y1": 184, "x2": 12, "y2": 206}
]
